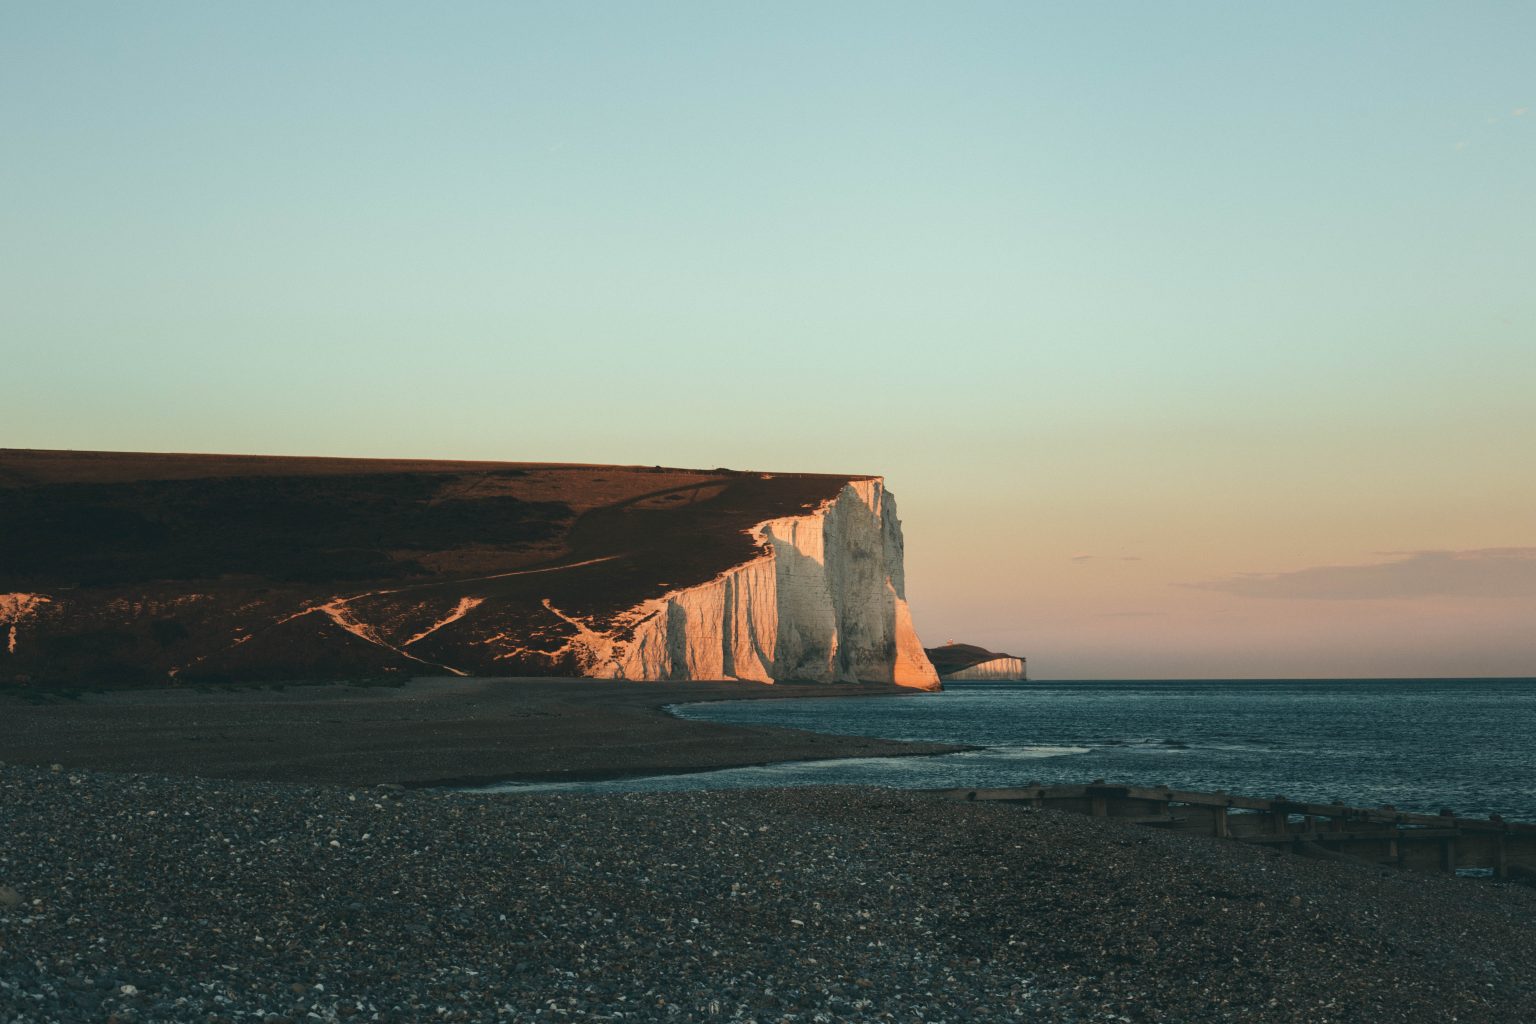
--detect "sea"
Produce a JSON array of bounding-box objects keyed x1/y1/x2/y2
[{"x1": 476, "y1": 679, "x2": 1536, "y2": 821}]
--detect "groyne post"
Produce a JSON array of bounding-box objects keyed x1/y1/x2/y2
[
  {"x1": 1269, "y1": 799, "x2": 1290, "y2": 837},
  {"x1": 937, "y1": 784, "x2": 1536, "y2": 884}
]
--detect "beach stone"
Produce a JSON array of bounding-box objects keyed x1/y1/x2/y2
[
  {"x1": 3, "y1": 766, "x2": 1536, "y2": 1023},
  {"x1": 0, "y1": 885, "x2": 21, "y2": 907}
]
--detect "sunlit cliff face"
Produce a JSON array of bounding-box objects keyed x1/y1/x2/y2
[
  {"x1": 239, "y1": 480, "x2": 941, "y2": 688},
  {"x1": 0, "y1": 594, "x2": 51, "y2": 655},
  {"x1": 556, "y1": 480, "x2": 940, "y2": 689}
]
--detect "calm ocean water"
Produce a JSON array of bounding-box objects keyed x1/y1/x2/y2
[{"x1": 479, "y1": 679, "x2": 1536, "y2": 821}]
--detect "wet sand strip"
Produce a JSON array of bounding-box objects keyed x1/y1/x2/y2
[{"x1": 0, "y1": 675, "x2": 967, "y2": 787}]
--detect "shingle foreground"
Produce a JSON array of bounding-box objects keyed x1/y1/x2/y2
[{"x1": 4, "y1": 766, "x2": 1535, "y2": 1023}]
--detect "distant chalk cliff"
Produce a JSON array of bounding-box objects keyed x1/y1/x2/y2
[
  {"x1": 925, "y1": 643, "x2": 1027, "y2": 681},
  {"x1": 0, "y1": 450, "x2": 939, "y2": 689}
]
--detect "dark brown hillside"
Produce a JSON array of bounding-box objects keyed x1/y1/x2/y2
[{"x1": 0, "y1": 449, "x2": 864, "y2": 687}]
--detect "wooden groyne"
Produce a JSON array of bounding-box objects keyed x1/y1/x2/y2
[{"x1": 939, "y1": 781, "x2": 1536, "y2": 882}]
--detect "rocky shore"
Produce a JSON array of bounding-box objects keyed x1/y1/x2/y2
[{"x1": 4, "y1": 763, "x2": 1535, "y2": 1023}]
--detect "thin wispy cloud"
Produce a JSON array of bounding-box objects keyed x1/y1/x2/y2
[
  {"x1": 1455, "y1": 105, "x2": 1527, "y2": 148},
  {"x1": 1183, "y1": 548, "x2": 1536, "y2": 600}
]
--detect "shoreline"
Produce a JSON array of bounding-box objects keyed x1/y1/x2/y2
[
  {"x1": 0, "y1": 675, "x2": 970, "y2": 787},
  {"x1": 440, "y1": 744, "x2": 975, "y2": 792},
  {"x1": 6, "y1": 676, "x2": 1536, "y2": 1020}
]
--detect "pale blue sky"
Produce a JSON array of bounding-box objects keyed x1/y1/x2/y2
[{"x1": 3, "y1": 3, "x2": 1532, "y2": 676}]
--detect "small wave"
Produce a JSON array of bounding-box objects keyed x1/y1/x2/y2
[
  {"x1": 998, "y1": 745, "x2": 1092, "y2": 759},
  {"x1": 1084, "y1": 738, "x2": 1197, "y2": 755},
  {"x1": 1092, "y1": 737, "x2": 1198, "y2": 748},
  {"x1": 1094, "y1": 737, "x2": 1190, "y2": 746}
]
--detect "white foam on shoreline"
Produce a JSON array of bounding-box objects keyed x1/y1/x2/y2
[{"x1": 998, "y1": 745, "x2": 1092, "y2": 758}]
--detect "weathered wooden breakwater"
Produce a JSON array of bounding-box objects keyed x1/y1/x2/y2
[{"x1": 940, "y1": 781, "x2": 1536, "y2": 882}]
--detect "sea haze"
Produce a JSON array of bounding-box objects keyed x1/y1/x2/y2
[{"x1": 480, "y1": 679, "x2": 1536, "y2": 821}]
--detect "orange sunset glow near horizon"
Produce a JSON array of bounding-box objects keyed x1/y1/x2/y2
[{"x1": 3, "y1": 4, "x2": 1532, "y2": 678}]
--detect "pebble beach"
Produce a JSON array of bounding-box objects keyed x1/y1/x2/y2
[{"x1": 4, "y1": 762, "x2": 1535, "y2": 1024}]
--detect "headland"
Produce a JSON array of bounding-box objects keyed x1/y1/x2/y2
[{"x1": 0, "y1": 448, "x2": 937, "y2": 689}]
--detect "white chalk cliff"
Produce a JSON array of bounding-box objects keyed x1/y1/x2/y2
[
  {"x1": 943, "y1": 656, "x2": 1027, "y2": 681},
  {"x1": 556, "y1": 480, "x2": 940, "y2": 689},
  {"x1": 1, "y1": 451, "x2": 948, "y2": 687}
]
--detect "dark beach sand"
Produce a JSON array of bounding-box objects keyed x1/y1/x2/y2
[
  {"x1": 0, "y1": 676, "x2": 963, "y2": 786},
  {"x1": 3, "y1": 678, "x2": 1536, "y2": 1022}
]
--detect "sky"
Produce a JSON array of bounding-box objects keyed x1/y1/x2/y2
[{"x1": 2, "y1": 2, "x2": 1532, "y2": 678}]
